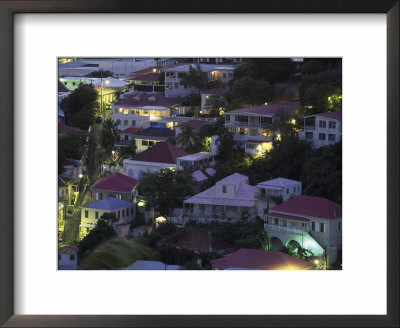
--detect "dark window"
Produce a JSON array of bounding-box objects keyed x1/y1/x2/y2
[
  {"x1": 117, "y1": 211, "x2": 120, "y2": 219},
  {"x1": 311, "y1": 222, "x2": 315, "y2": 231},
  {"x1": 305, "y1": 132, "x2": 313, "y2": 139},
  {"x1": 124, "y1": 135, "x2": 129, "y2": 141},
  {"x1": 338, "y1": 221, "x2": 341, "y2": 232},
  {"x1": 70, "y1": 255, "x2": 75, "y2": 261},
  {"x1": 142, "y1": 140, "x2": 149, "y2": 146},
  {"x1": 319, "y1": 120, "x2": 326, "y2": 128},
  {"x1": 58, "y1": 254, "x2": 61, "y2": 260},
  {"x1": 95, "y1": 212, "x2": 99, "y2": 219},
  {"x1": 99, "y1": 193, "x2": 103, "y2": 200},
  {"x1": 319, "y1": 133, "x2": 326, "y2": 140},
  {"x1": 223, "y1": 73, "x2": 226, "y2": 78},
  {"x1": 131, "y1": 207, "x2": 134, "y2": 215},
  {"x1": 85, "y1": 210, "x2": 88, "y2": 218},
  {"x1": 328, "y1": 134, "x2": 336, "y2": 141},
  {"x1": 228, "y1": 73, "x2": 233, "y2": 78},
  {"x1": 132, "y1": 120, "x2": 136, "y2": 126},
  {"x1": 320, "y1": 223, "x2": 325, "y2": 233},
  {"x1": 64, "y1": 82, "x2": 68, "y2": 85},
  {"x1": 124, "y1": 120, "x2": 128, "y2": 125},
  {"x1": 72, "y1": 82, "x2": 76, "y2": 86},
  {"x1": 149, "y1": 141, "x2": 154, "y2": 146},
  {"x1": 222, "y1": 185, "x2": 227, "y2": 193},
  {"x1": 329, "y1": 121, "x2": 336, "y2": 129}
]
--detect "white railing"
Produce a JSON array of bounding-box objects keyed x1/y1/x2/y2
[{"x1": 264, "y1": 224, "x2": 308, "y2": 235}]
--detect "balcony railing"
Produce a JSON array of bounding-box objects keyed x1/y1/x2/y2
[
  {"x1": 225, "y1": 121, "x2": 273, "y2": 129},
  {"x1": 264, "y1": 224, "x2": 308, "y2": 235}
]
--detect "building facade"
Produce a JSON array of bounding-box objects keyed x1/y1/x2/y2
[{"x1": 298, "y1": 111, "x2": 342, "y2": 148}]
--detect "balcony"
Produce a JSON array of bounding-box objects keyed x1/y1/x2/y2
[
  {"x1": 264, "y1": 223, "x2": 308, "y2": 235},
  {"x1": 304, "y1": 125, "x2": 316, "y2": 131}
]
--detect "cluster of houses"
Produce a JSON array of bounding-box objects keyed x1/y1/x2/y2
[{"x1": 58, "y1": 57, "x2": 342, "y2": 270}]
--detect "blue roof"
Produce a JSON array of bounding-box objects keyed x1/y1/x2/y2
[{"x1": 82, "y1": 197, "x2": 133, "y2": 210}]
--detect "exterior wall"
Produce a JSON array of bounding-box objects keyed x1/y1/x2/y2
[
  {"x1": 91, "y1": 189, "x2": 136, "y2": 203},
  {"x1": 111, "y1": 104, "x2": 170, "y2": 130},
  {"x1": 79, "y1": 205, "x2": 136, "y2": 240},
  {"x1": 299, "y1": 117, "x2": 342, "y2": 148},
  {"x1": 184, "y1": 203, "x2": 257, "y2": 222},
  {"x1": 135, "y1": 138, "x2": 164, "y2": 153},
  {"x1": 58, "y1": 253, "x2": 78, "y2": 270},
  {"x1": 257, "y1": 182, "x2": 302, "y2": 206},
  {"x1": 123, "y1": 160, "x2": 178, "y2": 180},
  {"x1": 215, "y1": 183, "x2": 237, "y2": 198},
  {"x1": 164, "y1": 72, "x2": 196, "y2": 98}
]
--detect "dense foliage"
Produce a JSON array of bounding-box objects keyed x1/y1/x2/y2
[{"x1": 61, "y1": 83, "x2": 98, "y2": 130}]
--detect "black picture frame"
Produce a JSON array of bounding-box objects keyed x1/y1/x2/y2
[{"x1": 0, "y1": 1, "x2": 398, "y2": 327}]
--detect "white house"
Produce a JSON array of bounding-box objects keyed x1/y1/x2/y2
[
  {"x1": 163, "y1": 63, "x2": 235, "y2": 98},
  {"x1": 255, "y1": 177, "x2": 302, "y2": 211},
  {"x1": 264, "y1": 195, "x2": 342, "y2": 265},
  {"x1": 111, "y1": 92, "x2": 181, "y2": 131},
  {"x1": 123, "y1": 142, "x2": 188, "y2": 180},
  {"x1": 224, "y1": 102, "x2": 300, "y2": 155},
  {"x1": 176, "y1": 152, "x2": 216, "y2": 171},
  {"x1": 58, "y1": 245, "x2": 78, "y2": 270},
  {"x1": 298, "y1": 111, "x2": 342, "y2": 148},
  {"x1": 79, "y1": 197, "x2": 136, "y2": 240},
  {"x1": 183, "y1": 173, "x2": 259, "y2": 222}
]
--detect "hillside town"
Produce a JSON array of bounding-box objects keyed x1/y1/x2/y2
[{"x1": 58, "y1": 57, "x2": 342, "y2": 270}]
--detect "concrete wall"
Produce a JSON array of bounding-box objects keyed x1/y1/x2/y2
[
  {"x1": 58, "y1": 253, "x2": 77, "y2": 270},
  {"x1": 124, "y1": 161, "x2": 177, "y2": 180},
  {"x1": 91, "y1": 189, "x2": 135, "y2": 203}
]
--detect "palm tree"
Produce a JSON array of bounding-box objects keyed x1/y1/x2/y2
[
  {"x1": 100, "y1": 119, "x2": 120, "y2": 154},
  {"x1": 177, "y1": 125, "x2": 198, "y2": 152}
]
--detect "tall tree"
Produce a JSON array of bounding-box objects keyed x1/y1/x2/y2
[
  {"x1": 100, "y1": 119, "x2": 120, "y2": 154},
  {"x1": 177, "y1": 125, "x2": 199, "y2": 152},
  {"x1": 179, "y1": 64, "x2": 208, "y2": 95},
  {"x1": 205, "y1": 94, "x2": 226, "y2": 117},
  {"x1": 61, "y1": 83, "x2": 98, "y2": 130},
  {"x1": 228, "y1": 77, "x2": 274, "y2": 108}
]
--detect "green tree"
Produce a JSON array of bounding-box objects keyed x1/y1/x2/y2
[
  {"x1": 233, "y1": 58, "x2": 295, "y2": 84},
  {"x1": 176, "y1": 125, "x2": 199, "y2": 152},
  {"x1": 100, "y1": 119, "x2": 119, "y2": 154},
  {"x1": 299, "y1": 72, "x2": 342, "y2": 113},
  {"x1": 229, "y1": 77, "x2": 274, "y2": 108},
  {"x1": 138, "y1": 169, "x2": 195, "y2": 215},
  {"x1": 58, "y1": 130, "x2": 88, "y2": 173},
  {"x1": 61, "y1": 83, "x2": 98, "y2": 130},
  {"x1": 179, "y1": 64, "x2": 208, "y2": 95},
  {"x1": 118, "y1": 138, "x2": 137, "y2": 160},
  {"x1": 78, "y1": 213, "x2": 118, "y2": 261},
  {"x1": 205, "y1": 94, "x2": 226, "y2": 117},
  {"x1": 215, "y1": 129, "x2": 236, "y2": 161}
]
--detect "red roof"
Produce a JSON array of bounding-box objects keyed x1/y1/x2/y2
[
  {"x1": 267, "y1": 212, "x2": 309, "y2": 222},
  {"x1": 91, "y1": 172, "x2": 138, "y2": 193},
  {"x1": 59, "y1": 245, "x2": 78, "y2": 254},
  {"x1": 270, "y1": 195, "x2": 342, "y2": 219},
  {"x1": 317, "y1": 111, "x2": 342, "y2": 121},
  {"x1": 212, "y1": 249, "x2": 311, "y2": 270},
  {"x1": 132, "y1": 73, "x2": 160, "y2": 82},
  {"x1": 227, "y1": 102, "x2": 300, "y2": 116},
  {"x1": 131, "y1": 141, "x2": 188, "y2": 164},
  {"x1": 202, "y1": 88, "x2": 225, "y2": 95},
  {"x1": 177, "y1": 119, "x2": 210, "y2": 131},
  {"x1": 121, "y1": 127, "x2": 141, "y2": 135},
  {"x1": 115, "y1": 92, "x2": 181, "y2": 108},
  {"x1": 58, "y1": 122, "x2": 79, "y2": 136}
]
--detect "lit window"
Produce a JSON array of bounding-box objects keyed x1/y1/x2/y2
[
  {"x1": 261, "y1": 129, "x2": 271, "y2": 137},
  {"x1": 123, "y1": 109, "x2": 129, "y2": 115},
  {"x1": 119, "y1": 108, "x2": 123, "y2": 113}
]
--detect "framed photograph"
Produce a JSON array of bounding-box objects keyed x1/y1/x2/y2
[{"x1": 0, "y1": 1, "x2": 398, "y2": 327}]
